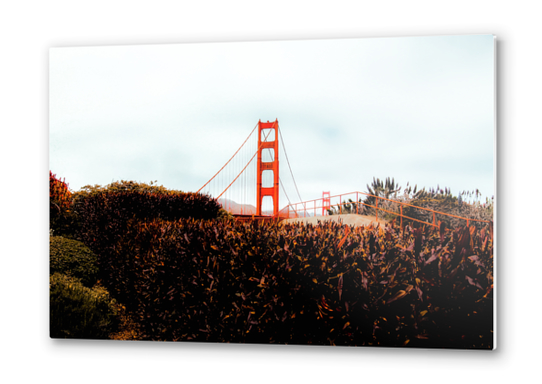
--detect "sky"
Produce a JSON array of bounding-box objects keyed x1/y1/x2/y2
[{"x1": 49, "y1": 34, "x2": 495, "y2": 209}]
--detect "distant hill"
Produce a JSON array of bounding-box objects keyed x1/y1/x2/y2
[
  {"x1": 217, "y1": 198, "x2": 257, "y2": 215},
  {"x1": 218, "y1": 198, "x2": 314, "y2": 217}
]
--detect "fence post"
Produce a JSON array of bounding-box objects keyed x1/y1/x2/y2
[
  {"x1": 433, "y1": 212, "x2": 436, "y2": 227},
  {"x1": 340, "y1": 195, "x2": 342, "y2": 214},
  {"x1": 376, "y1": 198, "x2": 378, "y2": 221},
  {"x1": 400, "y1": 205, "x2": 403, "y2": 229},
  {"x1": 356, "y1": 192, "x2": 359, "y2": 214}
]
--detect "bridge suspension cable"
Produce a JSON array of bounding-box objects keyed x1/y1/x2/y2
[
  {"x1": 279, "y1": 179, "x2": 292, "y2": 206},
  {"x1": 216, "y1": 128, "x2": 274, "y2": 199},
  {"x1": 197, "y1": 122, "x2": 258, "y2": 194},
  {"x1": 278, "y1": 125, "x2": 302, "y2": 203},
  {"x1": 197, "y1": 119, "x2": 303, "y2": 217}
]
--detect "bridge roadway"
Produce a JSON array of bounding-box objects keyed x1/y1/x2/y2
[{"x1": 281, "y1": 213, "x2": 387, "y2": 227}]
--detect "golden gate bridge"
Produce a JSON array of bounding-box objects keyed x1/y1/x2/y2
[{"x1": 197, "y1": 119, "x2": 491, "y2": 228}]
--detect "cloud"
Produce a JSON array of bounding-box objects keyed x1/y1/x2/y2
[{"x1": 50, "y1": 35, "x2": 495, "y2": 204}]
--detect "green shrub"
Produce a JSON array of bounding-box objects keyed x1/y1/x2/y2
[
  {"x1": 50, "y1": 273, "x2": 118, "y2": 339},
  {"x1": 50, "y1": 236, "x2": 99, "y2": 287}
]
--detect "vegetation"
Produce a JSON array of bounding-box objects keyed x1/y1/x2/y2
[
  {"x1": 50, "y1": 236, "x2": 99, "y2": 287},
  {"x1": 49, "y1": 172, "x2": 493, "y2": 348},
  {"x1": 401, "y1": 184, "x2": 493, "y2": 228},
  {"x1": 50, "y1": 171, "x2": 77, "y2": 237},
  {"x1": 88, "y1": 217, "x2": 493, "y2": 348},
  {"x1": 327, "y1": 177, "x2": 494, "y2": 229},
  {"x1": 48, "y1": 232, "x2": 118, "y2": 339},
  {"x1": 50, "y1": 273, "x2": 118, "y2": 339},
  {"x1": 49, "y1": 177, "x2": 223, "y2": 340},
  {"x1": 50, "y1": 171, "x2": 71, "y2": 213},
  {"x1": 72, "y1": 180, "x2": 221, "y2": 251}
]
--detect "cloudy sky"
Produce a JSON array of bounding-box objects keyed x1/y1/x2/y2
[{"x1": 49, "y1": 34, "x2": 495, "y2": 209}]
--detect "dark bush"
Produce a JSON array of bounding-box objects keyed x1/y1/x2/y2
[
  {"x1": 50, "y1": 171, "x2": 78, "y2": 237},
  {"x1": 50, "y1": 236, "x2": 99, "y2": 287},
  {"x1": 96, "y1": 216, "x2": 493, "y2": 349},
  {"x1": 72, "y1": 180, "x2": 221, "y2": 254},
  {"x1": 50, "y1": 273, "x2": 118, "y2": 339}
]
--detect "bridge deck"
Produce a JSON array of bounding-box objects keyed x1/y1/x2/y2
[
  {"x1": 282, "y1": 213, "x2": 387, "y2": 227},
  {"x1": 233, "y1": 214, "x2": 283, "y2": 222}
]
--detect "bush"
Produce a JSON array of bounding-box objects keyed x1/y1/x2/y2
[
  {"x1": 401, "y1": 187, "x2": 493, "y2": 228},
  {"x1": 354, "y1": 177, "x2": 494, "y2": 229},
  {"x1": 50, "y1": 236, "x2": 99, "y2": 287},
  {"x1": 50, "y1": 273, "x2": 118, "y2": 339},
  {"x1": 96, "y1": 217, "x2": 493, "y2": 348},
  {"x1": 50, "y1": 171, "x2": 77, "y2": 237},
  {"x1": 72, "y1": 180, "x2": 221, "y2": 254},
  {"x1": 50, "y1": 171, "x2": 70, "y2": 213}
]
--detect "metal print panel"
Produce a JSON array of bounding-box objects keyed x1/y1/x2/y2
[{"x1": 49, "y1": 34, "x2": 495, "y2": 349}]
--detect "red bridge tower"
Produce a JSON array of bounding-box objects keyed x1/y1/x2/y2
[
  {"x1": 256, "y1": 119, "x2": 279, "y2": 216},
  {"x1": 322, "y1": 191, "x2": 331, "y2": 215}
]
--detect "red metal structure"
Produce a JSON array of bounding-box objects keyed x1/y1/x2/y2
[
  {"x1": 322, "y1": 191, "x2": 331, "y2": 216},
  {"x1": 256, "y1": 119, "x2": 279, "y2": 216},
  {"x1": 198, "y1": 119, "x2": 492, "y2": 227},
  {"x1": 284, "y1": 191, "x2": 492, "y2": 228},
  {"x1": 199, "y1": 119, "x2": 491, "y2": 228}
]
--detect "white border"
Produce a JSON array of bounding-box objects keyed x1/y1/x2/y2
[{"x1": 2, "y1": 1, "x2": 537, "y2": 382}]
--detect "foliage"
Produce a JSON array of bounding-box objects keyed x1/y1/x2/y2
[
  {"x1": 95, "y1": 217, "x2": 493, "y2": 348},
  {"x1": 72, "y1": 180, "x2": 222, "y2": 254},
  {"x1": 76, "y1": 180, "x2": 175, "y2": 195},
  {"x1": 50, "y1": 171, "x2": 76, "y2": 237},
  {"x1": 327, "y1": 177, "x2": 494, "y2": 229},
  {"x1": 326, "y1": 198, "x2": 360, "y2": 215},
  {"x1": 217, "y1": 207, "x2": 235, "y2": 222},
  {"x1": 327, "y1": 177, "x2": 402, "y2": 217},
  {"x1": 49, "y1": 178, "x2": 226, "y2": 340},
  {"x1": 362, "y1": 177, "x2": 401, "y2": 218},
  {"x1": 49, "y1": 175, "x2": 493, "y2": 347},
  {"x1": 108, "y1": 303, "x2": 141, "y2": 341},
  {"x1": 401, "y1": 185, "x2": 493, "y2": 228},
  {"x1": 50, "y1": 171, "x2": 71, "y2": 211},
  {"x1": 50, "y1": 236, "x2": 99, "y2": 287},
  {"x1": 50, "y1": 273, "x2": 118, "y2": 339},
  {"x1": 366, "y1": 176, "x2": 402, "y2": 200}
]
